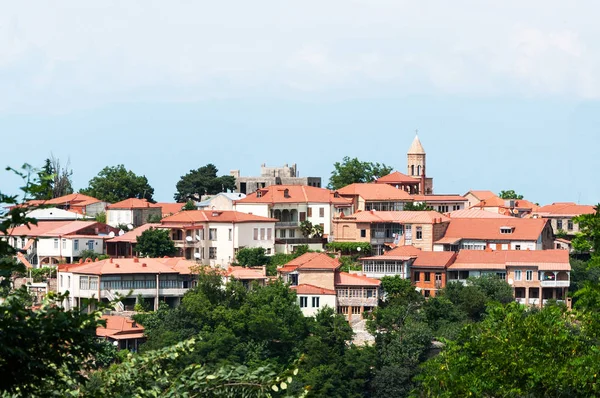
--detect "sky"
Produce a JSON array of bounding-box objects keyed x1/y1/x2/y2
[{"x1": 1, "y1": 1, "x2": 599, "y2": 204}]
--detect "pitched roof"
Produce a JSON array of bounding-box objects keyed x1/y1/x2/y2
[
  {"x1": 7, "y1": 220, "x2": 112, "y2": 238},
  {"x1": 472, "y1": 196, "x2": 538, "y2": 211},
  {"x1": 284, "y1": 252, "x2": 341, "y2": 270},
  {"x1": 106, "y1": 198, "x2": 161, "y2": 209},
  {"x1": 107, "y1": 223, "x2": 162, "y2": 243},
  {"x1": 96, "y1": 315, "x2": 145, "y2": 339},
  {"x1": 7, "y1": 221, "x2": 73, "y2": 237},
  {"x1": 38, "y1": 221, "x2": 102, "y2": 237},
  {"x1": 161, "y1": 210, "x2": 277, "y2": 224},
  {"x1": 465, "y1": 190, "x2": 496, "y2": 201},
  {"x1": 335, "y1": 272, "x2": 381, "y2": 286},
  {"x1": 413, "y1": 251, "x2": 457, "y2": 268},
  {"x1": 376, "y1": 171, "x2": 420, "y2": 184},
  {"x1": 411, "y1": 194, "x2": 468, "y2": 203},
  {"x1": 438, "y1": 218, "x2": 548, "y2": 242},
  {"x1": 155, "y1": 202, "x2": 184, "y2": 217},
  {"x1": 448, "y1": 209, "x2": 513, "y2": 219},
  {"x1": 449, "y1": 249, "x2": 570, "y2": 271},
  {"x1": 44, "y1": 193, "x2": 101, "y2": 206},
  {"x1": 235, "y1": 185, "x2": 351, "y2": 205},
  {"x1": 340, "y1": 210, "x2": 449, "y2": 224},
  {"x1": 291, "y1": 284, "x2": 336, "y2": 295},
  {"x1": 58, "y1": 257, "x2": 197, "y2": 275},
  {"x1": 26, "y1": 207, "x2": 84, "y2": 220},
  {"x1": 361, "y1": 245, "x2": 422, "y2": 261},
  {"x1": 536, "y1": 203, "x2": 596, "y2": 217},
  {"x1": 225, "y1": 266, "x2": 267, "y2": 280},
  {"x1": 408, "y1": 135, "x2": 426, "y2": 154},
  {"x1": 337, "y1": 183, "x2": 413, "y2": 201}
]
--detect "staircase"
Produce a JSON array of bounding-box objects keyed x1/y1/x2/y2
[{"x1": 103, "y1": 290, "x2": 125, "y2": 312}]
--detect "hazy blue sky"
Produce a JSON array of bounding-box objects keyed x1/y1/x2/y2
[{"x1": 1, "y1": 1, "x2": 598, "y2": 204}]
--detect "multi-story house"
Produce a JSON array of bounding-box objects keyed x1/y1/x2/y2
[
  {"x1": 447, "y1": 249, "x2": 571, "y2": 307},
  {"x1": 463, "y1": 190, "x2": 496, "y2": 210},
  {"x1": 533, "y1": 202, "x2": 596, "y2": 238},
  {"x1": 433, "y1": 218, "x2": 554, "y2": 252},
  {"x1": 57, "y1": 257, "x2": 198, "y2": 311},
  {"x1": 231, "y1": 163, "x2": 322, "y2": 195},
  {"x1": 20, "y1": 193, "x2": 108, "y2": 217},
  {"x1": 223, "y1": 266, "x2": 268, "y2": 288},
  {"x1": 155, "y1": 202, "x2": 185, "y2": 218},
  {"x1": 106, "y1": 198, "x2": 162, "y2": 228},
  {"x1": 410, "y1": 194, "x2": 468, "y2": 213},
  {"x1": 234, "y1": 185, "x2": 353, "y2": 253},
  {"x1": 105, "y1": 223, "x2": 162, "y2": 258},
  {"x1": 469, "y1": 195, "x2": 539, "y2": 218},
  {"x1": 333, "y1": 210, "x2": 450, "y2": 254},
  {"x1": 336, "y1": 183, "x2": 413, "y2": 212},
  {"x1": 375, "y1": 171, "x2": 421, "y2": 194},
  {"x1": 197, "y1": 193, "x2": 247, "y2": 210},
  {"x1": 278, "y1": 252, "x2": 381, "y2": 320},
  {"x1": 160, "y1": 210, "x2": 277, "y2": 267},
  {"x1": 7, "y1": 220, "x2": 117, "y2": 266}
]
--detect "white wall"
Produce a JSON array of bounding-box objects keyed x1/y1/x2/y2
[
  {"x1": 236, "y1": 222, "x2": 276, "y2": 254},
  {"x1": 107, "y1": 209, "x2": 133, "y2": 227},
  {"x1": 37, "y1": 237, "x2": 104, "y2": 259},
  {"x1": 307, "y1": 203, "x2": 334, "y2": 236},
  {"x1": 297, "y1": 294, "x2": 337, "y2": 317},
  {"x1": 208, "y1": 195, "x2": 235, "y2": 210},
  {"x1": 234, "y1": 203, "x2": 270, "y2": 218}
]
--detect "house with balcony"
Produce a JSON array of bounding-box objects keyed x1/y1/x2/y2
[
  {"x1": 278, "y1": 252, "x2": 381, "y2": 320},
  {"x1": 57, "y1": 257, "x2": 199, "y2": 311},
  {"x1": 105, "y1": 223, "x2": 162, "y2": 258},
  {"x1": 160, "y1": 210, "x2": 277, "y2": 267},
  {"x1": 336, "y1": 183, "x2": 414, "y2": 212},
  {"x1": 6, "y1": 220, "x2": 117, "y2": 267},
  {"x1": 234, "y1": 185, "x2": 353, "y2": 253},
  {"x1": 360, "y1": 245, "x2": 420, "y2": 279},
  {"x1": 106, "y1": 198, "x2": 162, "y2": 228},
  {"x1": 447, "y1": 250, "x2": 571, "y2": 307},
  {"x1": 410, "y1": 194, "x2": 468, "y2": 213},
  {"x1": 333, "y1": 210, "x2": 450, "y2": 255},
  {"x1": 533, "y1": 202, "x2": 596, "y2": 240},
  {"x1": 433, "y1": 217, "x2": 554, "y2": 252}
]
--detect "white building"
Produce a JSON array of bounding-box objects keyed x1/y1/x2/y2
[
  {"x1": 197, "y1": 192, "x2": 247, "y2": 211},
  {"x1": 234, "y1": 185, "x2": 353, "y2": 253},
  {"x1": 291, "y1": 284, "x2": 337, "y2": 317},
  {"x1": 106, "y1": 198, "x2": 162, "y2": 227},
  {"x1": 58, "y1": 257, "x2": 198, "y2": 311},
  {"x1": 160, "y1": 210, "x2": 277, "y2": 267}
]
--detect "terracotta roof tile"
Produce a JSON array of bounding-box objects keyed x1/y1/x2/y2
[
  {"x1": 438, "y1": 218, "x2": 549, "y2": 242},
  {"x1": 536, "y1": 203, "x2": 596, "y2": 217},
  {"x1": 106, "y1": 198, "x2": 161, "y2": 209},
  {"x1": 337, "y1": 183, "x2": 413, "y2": 201},
  {"x1": 58, "y1": 257, "x2": 197, "y2": 275},
  {"x1": 161, "y1": 210, "x2": 277, "y2": 224},
  {"x1": 448, "y1": 209, "x2": 513, "y2": 219},
  {"x1": 291, "y1": 284, "x2": 336, "y2": 295},
  {"x1": 411, "y1": 194, "x2": 468, "y2": 202},
  {"x1": 413, "y1": 251, "x2": 457, "y2": 268},
  {"x1": 235, "y1": 185, "x2": 352, "y2": 205},
  {"x1": 340, "y1": 210, "x2": 450, "y2": 224},
  {"x1": 465, "y1": 190, "x2": 497, "y2": 201},
  {"x1": 334, "y1": 272, "x2": 381, "y2": 286},
  {"x1": 449, "y1": 249, "x2": 570, "y2": 271},
  {"x1": 108, "y1": 224, "x2": 162, "y2": 243},
  {"x1": 225, "y1": 266, "x2": 267, "y2": 280},
  {"x1": 97, "y1": 315, "x2": 144, "y2": 338},
  {"x1": 156, "y1": 202, "x2": 185, "y2": 217},
  {"x1": 284, "y1": 252, "x2": 341, "y2": 270},
  {"x1": 376, "y1": 171, "x2": 420, "y2": 184}
]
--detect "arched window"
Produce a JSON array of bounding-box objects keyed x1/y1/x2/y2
[
  {"x1": 417, "y1": 165, "x2": 421, "y2": 176},
  {"x1": 411, "y1": 165, "x2": 415, "y2": 175}
]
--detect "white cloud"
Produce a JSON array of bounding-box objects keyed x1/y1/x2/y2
[{"x1": 1, "y1": 0, "x2": 599, "y2": 112}]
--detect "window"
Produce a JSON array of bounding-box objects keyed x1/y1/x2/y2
[
  {"x1": 307, "y1": 208, "x2": 313, "y2": 217},
  {"x1": 416, "y1": 226, "x2": 423, "y2": 240},
  {"x1": 424, "y1": 272, "x2": 431, "y2": 282},
  {"x1": 319, "y1": 207, "x2": 325, "y2": 217},
  {"x1": 360, "y1": 229, "x2": 366, "y2": 238},
  {"x1": 87, "y1": 240, "x2": 94, "y2": 250},
  {"x1": 253, "y1": 228, "x2": 259, "y2": 240},
  {"x1": 209, "y1": 228, "x2": 217, "y2": 240},
  {"x1": 289, "y1": 229, "x2": 295, "y2": 238},
  {"x1": 496, "y1": 272, "x2": 506, "y2": 280},
  {"x1": 437, "y1": 205, "x2": 449, "y2": 213},
  {"x1": 280, "y1": 229, "x2": 286, "y2": 238},
  {"x1": 526, "y1": 270, "x2": 533, "y2": 281},
  {"x1": 267, "y1": 228, "x2": 272, "y2": 240},
  {"x1": 338, "y1": 306, "x2": 348, "y2": 314},
  {"x1": 453, "y1": 205, "x2": 461, "y2": 211},
  {"x1": 266, "y1": 248, "x2": 272, "y2": 255},
  {"x1": 500, "y1": 227, "x2": 513, "y2": 234},
  {"x1": 514, "y1": 270, "x2": 522, "y2": 281},
  {"x1": 515, "y1": 245, "x2": 521, "y2": 250},
  {"x1": 199, "y1": 229, "x2": 205, "y2": 240},
  {"x1": 424, "y1": 290, "x2": 431, "y2": 297},
  {"x1": 260, "y1": 228, "x2": 265, "y2": 240},
  {"x1": 228, "y1": 229, "x2": 232, "y2": 241},
  {"x1": 74, "y1": 240, "x2": 79, "y2": 251},
  {"x1": 67, "y1": 276, "x2": 70, "y2": 287},
  {"x1": 54, "y1": 239, "x2": 59, "y2": 249},
  {"x1": 62, "y1": 239, "x2": 66, "y2": 249},
  {"x1": 209, "y1": 247, "x2": 217, "y2": 259},
  {"x1": 60, "y1": 275, "x2": 63, "y2": 287},
  {"x1": 312, "y1": 296, "x2": 320, "y2": 308},
  {"x1": 414, "y1": 271, "x2": 421, "y2": 282},
  {"x1": 557, "y1": 220, "x2": 563, "y2": 230},
  {"x1": 568, "y1": 220, "x2": 574, "y2": 231},
  {"x1": 352, "y1": 306, "x2": 361, "y2": 315},
  {"x1": 299, "y1": 212, "x2": 306, "y2": 222},
  {"x1": 299, "y1": 296, "x2": 308, "y2": 308}
]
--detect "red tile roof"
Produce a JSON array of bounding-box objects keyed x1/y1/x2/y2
[
  {"x1": 96, "y1": 315, "x2": 144, "y2": 339},
  {"x1": 411, "y1": 194, "x2": 468, "y2": 203},
  {"x1": 335, "y1": 272, "x2": 381, "y2": 286},
  {"x1": 448, "y1": 209, "x2": 513, "y2": 219},
  {"x1": 58, "y1": 257, "x2": 197, "y2": 275},
  {"x1": 375, "y1": 171, "x2": 420, "y2": 184},
  {"x1": 449, "y1": 249, "x2": 570, "y2": 271},
  {"x1": 284, "y1": 252, "x2": 341, "y2": 270},
  {"x1": 472, "y1": 196, "x2": 539, "y2": 212},
  {"x1": 7, "y1": 221, "x2": 113, "y2": 238},
  {"x1": 225, "y1": 266, "x2": 267, "y2": 280},
  {"x1": 161, "y1": 210, "x2": 277, "y2": 224},
  {"x1": 156, "y1": 202, "x2": 185, "y2": 217},
  {"x1": 106, "y1": 198, "x2": 161, "y2": 209},
  {"x1": 536, "y1": 203, "x2": 596, "y2": 217},
  {"x1": 45, "y1": 193, "x2": 101, "y2": 206},
  {"x1": 340, "y1": 210, "x2": 450, "y2": 224},
  {"x1": 438, "y1": 218, "x2": 549, "y2": 242},
  {"x1": 291, "y1": 284, "x2": 336, "y2": 295},
  {"x1": 465, "y1": 190, "x2": 497, "y2": 201},
  {"x1": 337, "y1": 183, "x2": 413, "y2": 201},
  {"x1": 107, "y1": 224, "x2": 162, "y2": 243},
  {"x1": 236, "y1": 185, "x2": 352, "y2": 205}
]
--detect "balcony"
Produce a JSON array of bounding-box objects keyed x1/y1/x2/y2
[
  {"x1": 337, "y1": 297, "x2": 378, "y2": 307},
  {"x1": 540, "y1": 280, "x2": 570, "y2": 288},
  {"x1": 275, "y1": 221, "x2": 299, "y2": 227}
]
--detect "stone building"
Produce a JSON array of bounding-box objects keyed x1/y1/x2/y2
[
  {"x1": 230, "y1": 163, "x2": 321, "y2": 194},
  {"x1": 406, "y1": 134, "x2": 434, "y2": 194}
]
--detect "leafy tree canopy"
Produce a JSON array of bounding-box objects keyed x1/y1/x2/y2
[
  {"x1": 328, "y1": 156, "x2": 393, "y2": 190},
  {"x1": 80, "y1": 164, "x2": 155, "y2": 203},
  {"x1": 404, "y1": 202, "x2": 432, "y2": 211},
  {"x1": 572, "y1": 204, "x2": 600, "y2": 253},
  {"x1": 237, "y1": 247, "x2": 269, "y2": 267},
  {"x1": 183, "y1": 199, "x2": 197, "y2": 210},
  {"x1": 174, "y1": 164, "x2": 236, "y2": 202},
  {"x1": 34, "y1": 155, "x2": 74, "y2": 200},
  {"x1": 135, "y1": 228, "x2": 177, "y2": 258},
  {"x1": 498, "y1": 190, "x2": 524, "y2": 200}
]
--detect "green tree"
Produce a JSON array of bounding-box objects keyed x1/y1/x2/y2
[
  {"x1": 81, "y1": 164, "x2": 155, "y2": 203},
  {"x1": 135, "y1": 228, "x2": 177, "y2": 258},
  {"x1": 147, "y1": 213, "x2": 162, "y2": 223},
  {"x1": 328, "y1": 156, "x2": 393, "y2": 190},
  {"x1": 498, "y1": 189, "x2": 524, "y2": 200},
  {"x1": 299, "y1": 220, "x2": 315, "y2": 241},
  {"x1": 237, "y1": 247, "x2": 269, "y2": 267},
  {"x1": 404, "y1": 202, "x2": 432, "y2": 211},
  {"x1": 94, "y1": 211, "x2": 107, "y2": 223},
  {"x1": 174, "y1": 164, "x2": 236, "y2": 202},
  {"x1": 33, "y1": 155, "x2": 74, "y2": 199},
  {"x1": 183, "y1": 199, "x2": 197, "y2": 210},
  {"x1": 572, "y1": 204, "x2": 600, "y2": 253},
  {"x1": 416, "y1": 303, "x2": 600, "y2": 397}
]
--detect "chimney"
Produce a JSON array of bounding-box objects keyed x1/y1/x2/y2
[
  {"x1": 79, "y1": 258, "x2": 83, "y2": 264},
  {"x1": 115, "y1": 263, "x2": 120, "y2": 268},
  {"x1": 142, "y1": 263, "x2": 147, "y2": 267},
  {"x1": 133, "y1": 257, "x2": 139, "y2": 263},
  {"x1": 109, "y1": 258, "x2": 113, "y2": 263}
]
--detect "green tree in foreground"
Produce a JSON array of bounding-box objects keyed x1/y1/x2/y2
[
  {"x1": 174, "y1": 164, "x2": 236, "y2": 202},
  {"x1": 415, "y1": 303, "x2": 600, "y2": 397},
  {"x1": 135, "y1": 228, "x2": 177, "y2": 258},
  {"x1": 81, "y1": 164, "x2": 155, "y2": 203},
  {"x1": 237, "y1": 247, "x2": 269, "y2": 267},
  {"x1": 404, "y1": 202, "x2": 432, "y2": 211},
  {"x1": 572, "y1": 204, "x2": 600, "y2": 253},
  {"x1": 328, "y1": 157, "x2": 393, "y2": 190},
  {"x1": 498, "y1": 190, "x2": 524, "y2": 200}
]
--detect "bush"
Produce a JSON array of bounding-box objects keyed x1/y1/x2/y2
[{"x1": 325, "y1": 242, "x2": 371, "y2": 255}]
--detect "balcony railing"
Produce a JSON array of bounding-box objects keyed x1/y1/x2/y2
[
  {"x1": 275, "y1": 221, "x2": 299, "y2": 227},
  {"x1": 540, "y1": 280, "x2": 570, "y2": 287},
  {"x1": 337, "y1": 297, "x2": 378, "y2": 307}
]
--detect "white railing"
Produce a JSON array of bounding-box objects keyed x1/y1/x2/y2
[
  {"x1": 540, "y1": 280, "x2": 570, "y2": 287},
  {"x1": 103, "y1": 290, "x2": 125, "y2": 312}
]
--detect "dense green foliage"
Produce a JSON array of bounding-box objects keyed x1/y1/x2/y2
[
  {"x1": 33, "y1": 156, "x2": 74, "y2": 200},
  {"x1": 77, "y1": 249, "x2": 110, "y2": 262},
  {"x1": 498, "y1": 190, "x2": 524, "y2": 200},
  {"x1": 325, "y1": 242, "x2": 371, "y2": 255},
  {"x1": 236, "y1": 247, "x2": 269, "y2": 267},
  {"x1": 404, "y1": 202, "x2": 432, "y2": 211},
  {"x1": 135, "y1": 228, "x2": 177, "y2": 258},
  {"x1": 572, "y1": 204, "x2": 600, "y2": 253},
  {"x1": 328, "y1": 157, "x2": 393, "y2": 190},
  {"x1": 174, "y1": 164, "x2": 236, "y2": 202},
  {"x1": 183, "y1": 199, "x2": 197, "y2": 210},
  {"x1": 81, "y1": 164, "x2": 155, "y2": 203}
]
